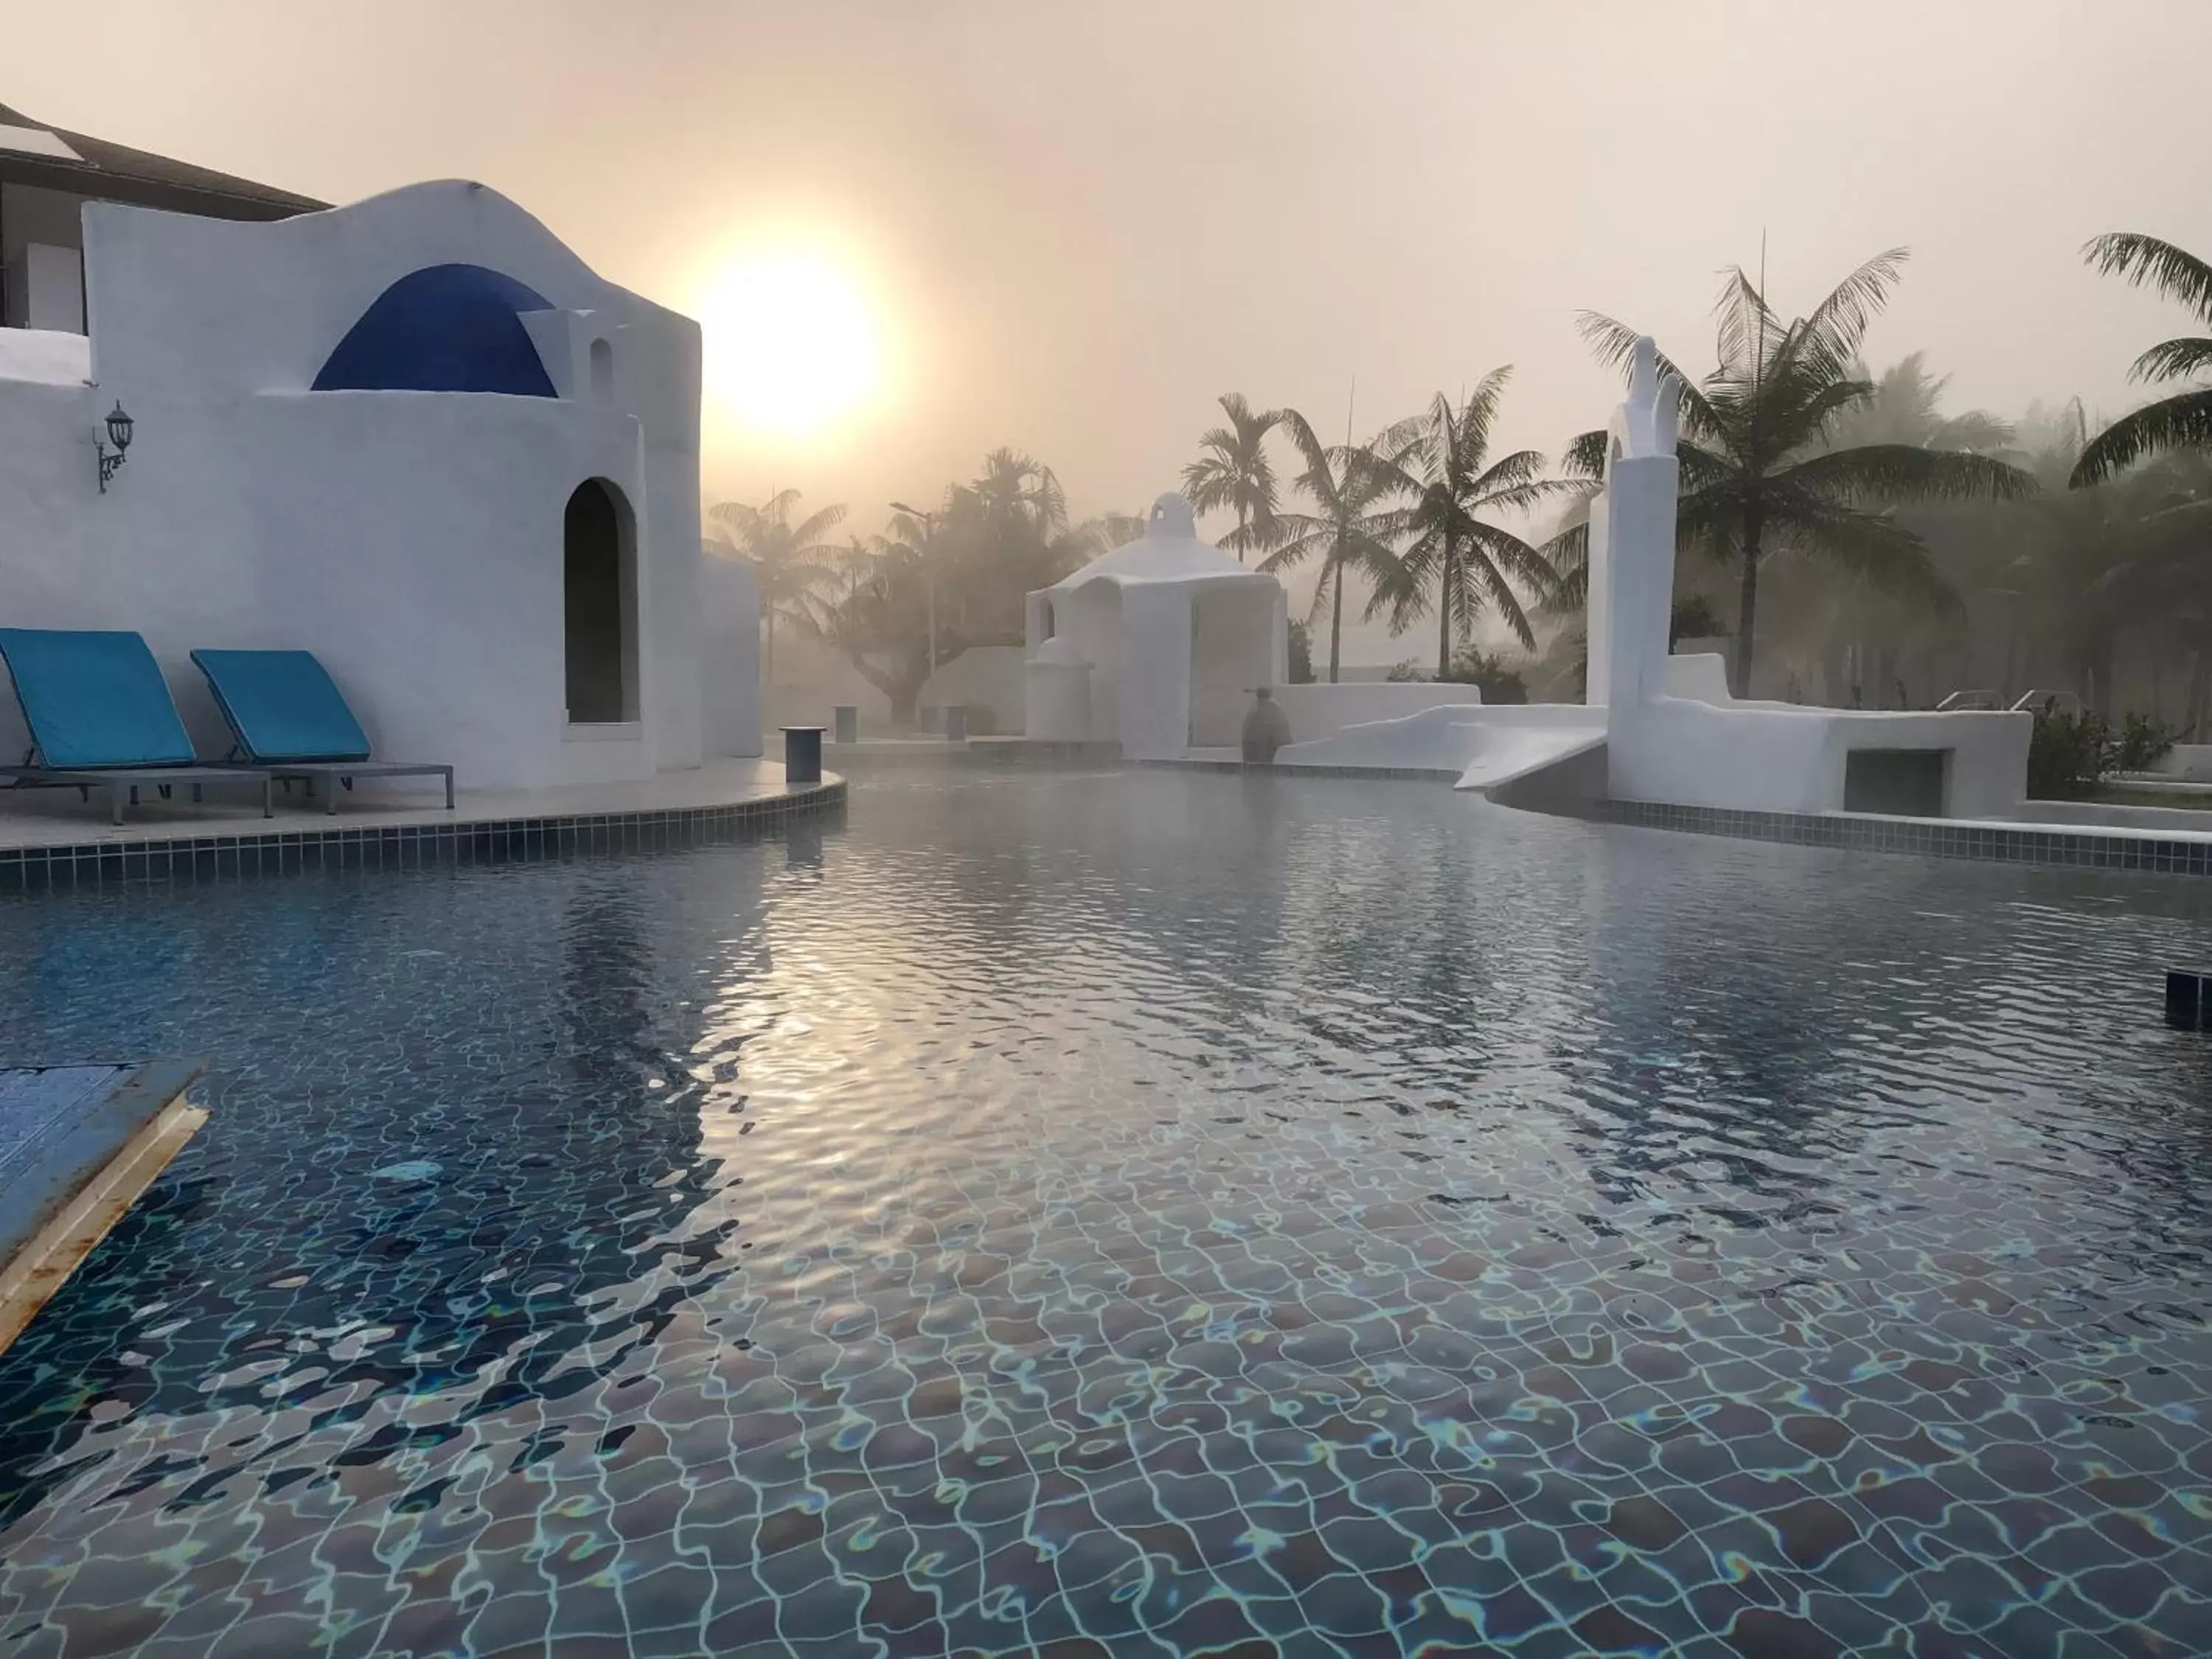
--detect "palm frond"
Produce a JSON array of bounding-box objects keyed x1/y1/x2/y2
[
  {"x1": 1539, "y1": 521, "x2": 1588, "y2": 616},
  {"x1": 1465, "y1": 520, "x2": 1563, "y2": 603},
  {"x1": 1574, "y1": 312, "x2": 1724, "y2": 441},
  {"x1": 2083, "y1": 232, "x2": 2212, "y2": 327},
  {"x1": 1559, "y1": 428, "x2": 1609, "y2": 481},
  {"x1": 1276, "y1": 408, "x2": 1343, "y2": 512},
  {"x1": 2071, "y1": 389, "x2": 2212, "y2": 486},
  {"x1": 1784, "y1": 246, "x2": 1909, "y2": 380},
  {"x1": 1761, "y1": 495, "x2": 1957, "y2": 613},
  {"x1": 1774, "y1": 444, "x2": 2034, "y2": 507},
  {"x1": 2129, "y1": 335, "x2": 2212, "y2": 384},
  {"x1": 1454, "y1": 366, "x2": 1512, "y2": 462},
  {"x1": 1467, "y1": 447, "x2": 1547, "y2": 498},
  {"x1": 1711, "y1": 266, "x2": 1782, "y2": 380},
  {"x1": 790, "y1": 503, "x2": 849, "y2": 547}
]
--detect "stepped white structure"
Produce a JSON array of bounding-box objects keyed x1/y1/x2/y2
[{"x1": 1274, "y1": 339, "x2": 2031, "y2": 818}]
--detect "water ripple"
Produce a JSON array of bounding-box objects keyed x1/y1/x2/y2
[{"x1": 0, "y1": 771, "x2": 2208, "y2": 1655}]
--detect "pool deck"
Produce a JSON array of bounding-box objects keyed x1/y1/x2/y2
[
  {"x1": 0, "y1": 1062, "x2": 206, "y2": 1357},
  {"x1": 0, "y1": 758, "x2": 844, "y2": 891}
]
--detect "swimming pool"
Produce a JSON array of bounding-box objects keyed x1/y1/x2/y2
[{"x1": 1, "y1": 769, "x2": 2207, "y2": 1657}]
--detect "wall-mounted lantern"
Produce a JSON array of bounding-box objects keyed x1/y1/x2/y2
[{"x1": 96, "y1": 401, "x2": 134, "y2": 493}]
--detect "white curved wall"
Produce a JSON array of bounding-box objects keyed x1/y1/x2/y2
[
  {"x1": 1273, "y1": 682, "x2": 1484, "y2": 742},
  {"x1": 0, "y1": 181, "x2": 709, "y2": 790}
]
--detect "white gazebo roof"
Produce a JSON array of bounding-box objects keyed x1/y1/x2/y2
[{"x1": 1040, "y1": 493, "x2": 1276, "y2": 596}]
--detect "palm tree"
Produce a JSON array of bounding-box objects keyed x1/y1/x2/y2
[
  {"x1": 1182, "y1": 394, "x2": 1285, "y2": 563},
  {"x1": 1825, "y1": 352, "x2": 2015, "y2": 454},
  {"x1": 2072, "y1": 234, "x2": 2212, "y2": 487},
  {"x1": 971, "y1": 448, "x2": 1067, "y2": 532},
  {"x1": 1260, "y1": 412, "x2": 1411, "y2": 684},
  {"x1": 1359, "y1": 369, "x2": 1569, "y2": 678},
  {"x1": 832, "y1": 532, "x2": 881, "y2": 601},
  {"x1": 706, "y1": 489, "x2": 846, "y2": 692},
  {"x1": 1567, "y1": 248, "x2": 2034, "y2": 697}
]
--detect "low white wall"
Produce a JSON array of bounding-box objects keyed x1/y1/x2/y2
[
  {"x1": 699, "y1": 554, "x2": 762, "y2": 757},
  {"x1": 1610, "y1": 700, "x2": 2030, "y2": 818},
  {"x1": 772, "y1": 643, "x2": 1026, "y2": 735},
  {"x1": 0, "y1": 327, "x2": 90, "y2": 386},
  {"x1": 1274, "y1": 683, "x2": 1484, "y2": 743},
  {"x1": 2149, "y1": 744, "x2": 2212, "y2": 781},
  {"x1": 921, "y1": 644, "x2": 1026, "y2": 732},
  {"x1": 1661, "y1": 653, "x2": 1731, "y2": 706},
  {"x1": 1275, "y1": 700, "x2": 1599, "y2": 776}
]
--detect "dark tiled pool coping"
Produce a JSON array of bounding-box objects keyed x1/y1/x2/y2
[{"x1": 0, "y1": 781, "x2": 846, "y2": 894}]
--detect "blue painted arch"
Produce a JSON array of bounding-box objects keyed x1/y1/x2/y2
[{"x1": 313, "y1": 262, "x2": 558, "y2": 396}]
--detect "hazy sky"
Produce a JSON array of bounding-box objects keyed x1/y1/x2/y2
[{"x1": 14, "y1": 1, "x2": 2212, "y2": 653}]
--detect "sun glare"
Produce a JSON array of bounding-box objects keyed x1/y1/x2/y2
[{"x1": 698, "y1": 248, "x2": 881, "y2": 439}]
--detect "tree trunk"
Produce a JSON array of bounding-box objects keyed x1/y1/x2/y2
[
  {"x1": 1235, "y1": 503, "x2": 1248, "y2": 566},
  {"x1": 1437, "y1": 543, "x2": 1453, "y2": 681},
  {"x1": 1329, "y1": 548, "x2": 1344, "y2": 684},
  {"x1": 1733, "y1": 508, "x2": 1763, "y2": 699},
  {"x1": 2189, "y1": 650, "x2": 2211, "y2": 740}
]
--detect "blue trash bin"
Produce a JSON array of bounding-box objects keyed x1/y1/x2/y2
[{"x1": 782, "y1": 726, "x2": 824, "y2": 785}]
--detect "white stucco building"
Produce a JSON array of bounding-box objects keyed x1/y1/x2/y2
[
  {"x1": 0, "y1": 104, "x2": 758, "y2": 790},
  {"x1": 1023, "y1": 493, "x2": 1287, "y2": 759}
]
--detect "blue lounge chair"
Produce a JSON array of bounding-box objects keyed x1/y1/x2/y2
[
  {"x1": 190, "y1": 649, "x2": 453, "y2": 814},
  {"x1": 0, "y1": 629, "x2": 271, "y2": 824}
]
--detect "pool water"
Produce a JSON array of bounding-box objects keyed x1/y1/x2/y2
[{"x1": 1, "y1": 771, "x2": 2208, "y2": 1658}]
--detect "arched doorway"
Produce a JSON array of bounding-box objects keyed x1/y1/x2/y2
[{"x1": 563, "y1": 479, "x2": 638, "y2": 724}]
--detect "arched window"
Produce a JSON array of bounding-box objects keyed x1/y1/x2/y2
[
  {"x1": 588, "y1": 338, "x2": 614, "y2": 402},
  {"x1": 563, "y1": 479, "x2": 638, "y2": 723}
]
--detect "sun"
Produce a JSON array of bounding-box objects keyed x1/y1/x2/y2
[{"x1": 698, "y1": 248, "x2": 881, "y2": 439}]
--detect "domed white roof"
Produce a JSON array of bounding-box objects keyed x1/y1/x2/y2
[{"x1": 1041, "y1": 491, "x2": 1271, "y2": 594}]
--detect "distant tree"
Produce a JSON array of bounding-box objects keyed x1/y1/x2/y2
[
  {"x1": 2006, "y1": 407, "x2": 2212, "y2": 716},
  {"x1": 1669, "y1": 594, "x2": 1731, "y2": 646},
  {"x1": 832, "y1": 532, "x2": 881, "y2": 600},
  {"x1": 1182, "y1": 393, "x2": 1286, "y2": 562},
  {"x1": 806, "y1": 540, "x2": 936, "y2": 725},
  {"x1": 2072, "y1": 234, "x2": 2212, "y2": 485},
  {"x1": 1261, "y1": 412, "x2": 1413, "y2": 684},
  {"x1": 971, "y1": 448, "x2": 1068, "y2": 532},
  {"x1": 1286, "y1": 620, "x2": 1315, "y2": 684},
  {"x1": 1565, "y1": 248, "x2": 2034, "y2": 696},
  {"x1": 1437, "y1": 645, "x2": 1529, "y2": 703},
  {"x1": 807, "y1": 453, "x2": 1105, "y2": 723},
  {"x1": 1359, "y1": 369, "x2": 1569, "y2": 678},
  {"x1": 706, "y1": 490, "x2": 846, "y2": 689},
  {"x1": 1825, "y1": 352, "x2": 2015, "y2": 454},
  {"x1": 1076, "y1": 510, "x2": 1147, "y2": 554}
]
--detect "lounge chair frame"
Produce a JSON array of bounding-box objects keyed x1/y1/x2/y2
[{"x1": 1, "y1": 758, "x2": 274, "y2": 826}]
